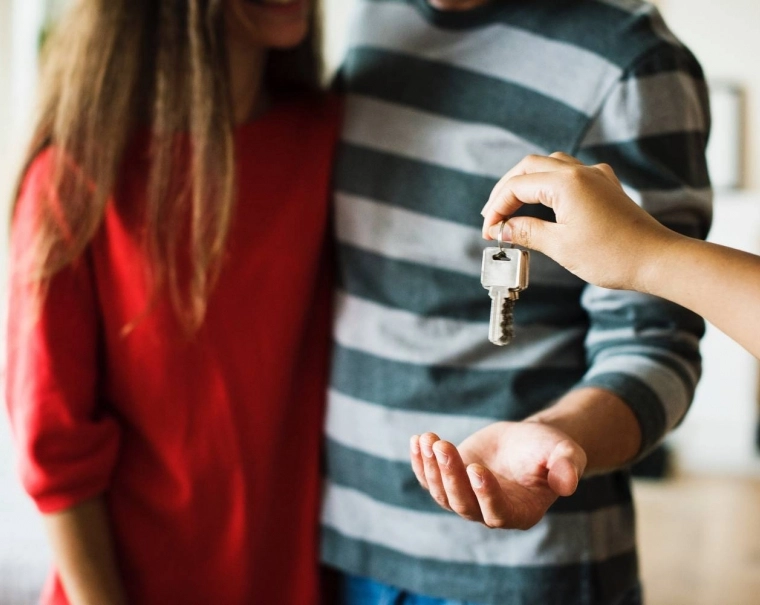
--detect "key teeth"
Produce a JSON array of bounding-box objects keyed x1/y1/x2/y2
[{"x1": 500, "y1": 298, "x2": 515, "y2": 344}]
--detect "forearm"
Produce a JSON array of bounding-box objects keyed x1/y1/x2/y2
[
  {"x1": 527, "y1": 387, "x2": 641, "y2": 473},
  {"x1": 43, "y1": 497, "x2": 128, "y2": 605},
  {"x1": 641, "y1": 235, "x2": 760, "y2": 359}
]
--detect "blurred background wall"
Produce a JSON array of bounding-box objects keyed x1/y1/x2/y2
[{"x1": 654, "y1": 0, "x2": 760, "y2": 476}]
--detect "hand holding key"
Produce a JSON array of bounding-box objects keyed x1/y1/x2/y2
[
  {"x1": 480, "y1": 152, "x2": 679, "y2": 293},
  {"x1": 410, "y1": 423, "x2": 586, "y2": 530}
]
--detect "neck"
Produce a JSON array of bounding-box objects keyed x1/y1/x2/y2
[{"x1": 227, "y1": 40, "x2": 268, "y2": 125}]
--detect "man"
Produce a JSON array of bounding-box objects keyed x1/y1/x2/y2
[{"x1": 322, "y1": 0, "x2": 711, "y2": 602}]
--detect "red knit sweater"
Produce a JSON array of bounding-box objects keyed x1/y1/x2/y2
[{"x1": 6, "y1": 97, "x2": 339, "y2": 605}]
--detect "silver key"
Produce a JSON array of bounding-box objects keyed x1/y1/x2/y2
[{"x1": 481, "y1": 247, "x2": 529, "y2": 346}]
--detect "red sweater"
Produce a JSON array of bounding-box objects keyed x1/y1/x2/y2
[{"x1": 6, "y1": 98, "x2": 339, "y2": 605}]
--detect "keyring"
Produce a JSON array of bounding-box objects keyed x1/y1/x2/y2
[{"x1": 498, "y1": 219, "x2": 514, "y2": 252}]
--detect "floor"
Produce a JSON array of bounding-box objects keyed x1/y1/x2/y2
[{"x1": 634, "y1": 475, "x2": 760, "y2": 605}]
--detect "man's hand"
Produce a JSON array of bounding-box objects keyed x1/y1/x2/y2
[{"x1": 410, "y1": 422, "x2": 587, "y2": 530}]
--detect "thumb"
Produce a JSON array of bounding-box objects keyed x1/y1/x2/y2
[
  {"x1": 488, "y1": 216, "x2": 557, "y2": 254},
  {"x1": 546, "y1": 440, "x2": 587, "y2": 497}
]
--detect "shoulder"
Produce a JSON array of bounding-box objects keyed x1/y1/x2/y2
[
  {"x1": 16, "y1": 146, "x2": 57, "y2": 204},
  {"x1": 13, "y1": 147, "x2": 59, "y2": 234},
  {"x1": 513, "y1": 1, "x2": 702, "y2": 74},
  {"x1": 16, "y1": 145, "x2": 95, "y2": 210}
]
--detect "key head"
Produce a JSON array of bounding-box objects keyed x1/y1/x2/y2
[{"x1": 481, "y1": 247, "x2": 530, "y2": 291}]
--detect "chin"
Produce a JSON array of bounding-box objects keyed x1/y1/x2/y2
[
  {"x1": 260, "y1": 24, "x2": 310, "y2": 49},
  {"x1": 228, "y1": 0, "x2": 313, "y2": 49}
]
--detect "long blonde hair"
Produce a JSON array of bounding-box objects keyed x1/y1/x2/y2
[{"x1": 14, "y1": 0, "x2": 323, "y2": 329}]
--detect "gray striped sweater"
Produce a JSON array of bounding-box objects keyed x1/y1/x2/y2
[{"x1": 322, "y1": 0, "x2": 711, "y2": 603}]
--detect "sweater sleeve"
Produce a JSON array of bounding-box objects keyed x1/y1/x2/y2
[
  {"x1": 5, "y1": 150, "x2": 121, "y2": 513},
  {"x1": 573, "y1": 43, "x2": 712, "y2": 456}
]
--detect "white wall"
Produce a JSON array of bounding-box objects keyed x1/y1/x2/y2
[
  {"x1": 0, "y1": 1, "x2": 53, "y2": 602},
  {"x1": 660, "y1": 0, "x2": 760, "y2": 191},
  {"x1": 657, "y1": 0, "x2": 760, "y2": 475},
  {"x1": 323, "y1": 0, "x2": 355, "y2": 76}
]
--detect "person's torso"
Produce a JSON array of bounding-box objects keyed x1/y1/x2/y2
[
  {"x1": 322, "y1": 1, "x2": 672, "y2": 603},
  {"x1": 47, "y1": 97, "x2": 339, "y2": 605}
]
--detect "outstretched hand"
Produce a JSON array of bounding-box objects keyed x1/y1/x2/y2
[
  {"x1": 410, "y1": 421, "x2": 587, "y2": 530},
  {"x1": 480, "y1": 152, "x2": 680, "y2": 293}
]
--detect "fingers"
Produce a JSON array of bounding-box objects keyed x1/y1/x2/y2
[
  {"x1": 418, "y1": 433, "x2": 450, "y2": 510},
  {"x1": 485, "y1": 215, "x2": 557, "y2": 254},
  {"x1": 481, "y1": 153, "x2": 583, "y2": 224},
  {"x1": 466, "y1": 463, "x2": 515, "y2": 529},
  {"x1": 546, "y1": 440, "x2": 587, "y2": 497},
  {"x1": 411, "y1": 435, "x2": 498, "y2": 524},
  {"x1": 548, "y1": 151, "x2": 583, "y2": 164},
  {"x1": 432, "y1": 440, "x2": 483, "y2": 522},
  {"x1": 410, "y1": 435, "x2": 427, "y2": 489},
  {"x1": 589, "y1": 162, "x2": 621, "y2": 187}
]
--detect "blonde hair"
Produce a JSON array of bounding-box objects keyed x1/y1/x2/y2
[{"x1": 14, "y1": 0, "x2": 323, "y2": 330}]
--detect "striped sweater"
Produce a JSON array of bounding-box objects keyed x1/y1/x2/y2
[{"x1": 322, "y1": 0, "x2": 711, "y2": 603}]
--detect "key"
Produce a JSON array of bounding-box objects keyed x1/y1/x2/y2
[{"x1": 481, "y1": 247, "x2": 529, "y2": 346}]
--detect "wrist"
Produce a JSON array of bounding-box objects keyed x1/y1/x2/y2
[
  {"x1": 634, "y1": 228, "x2": 689, "y2": 296},
  {"x1": 527, "y1": 388, "x2": 641, "y2": 473}
]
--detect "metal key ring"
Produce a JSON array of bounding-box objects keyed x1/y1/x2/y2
[{"x1": 498, "y1": 219, "x2": 514, "y2": 252}]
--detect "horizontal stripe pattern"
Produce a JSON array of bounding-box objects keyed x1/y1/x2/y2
[
  {"x1": 325, "y1": 389, "x2": 493, "y2": 462},
  {"x1": 336, "y1": 143, "x2": 493, "y2": 227},
  {"x1": 330, "y1": 344, "x2": 586, "y2": 417},
  {"x1": 342, "y1": 48, "x2": 588, "y2": 151},
  {"x1": 322, "y1": 527, "x2": 640, "y2": 605},
  {"x1": 322, "y1": 483, "x2": 636, "y2": 566},
  {"x1": 335, "y1": 192, "x2": 584, "y2": 289},
  {"x1": 581, "y1": 72, "x2": 709, "y2": 146},
  {"x1": 368, "y1": 0, "x2": 669, "y2": 69},
  {"x1": 624, "y1": 185, "x2": 713, "y2": 223},
  {"x1": 581, "y1": 286, "x2": 706, "y2": 337},
  {"x1": 337, "y1": 245, "x2": 587, "y2": 324},
  {"x1": 335, "y1": 192, "x2": 484, "y2": 277},
  {"x1": 342, "y1": 94, "x2": 544, "y2": 179},
  {"x1": 334, "y1": 291, "x2": 588, "y2": 370},
  {"x1": 585, "y1": 326, "x2": 703, "y2": 352},
  {"x1": 584, "y1": 354, "x2": 690, "y2": 429},
  {"x1": 349, "y1": 0, "x2": 620, "y2": 115},
  {"x1": 336, "y1": 144, "x2": 560, "y2": 228},
  {"x1": 578, "y1": 132, "x2": 710, "y2": 190}
]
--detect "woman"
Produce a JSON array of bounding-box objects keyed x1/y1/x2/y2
[{"x1": 6, "y1": 0, "x2": 338, "y2": 603}]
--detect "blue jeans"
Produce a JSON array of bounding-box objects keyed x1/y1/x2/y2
[
  {"x1": 334, "y1": 573, "x2": 481, "y2": 605},
  {"x1": 333, "y1": 573, "x2": 643, "y2": 605}
]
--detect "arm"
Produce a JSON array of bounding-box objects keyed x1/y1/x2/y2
[
  {"x1": 6, "y1": 151, "x2": 125, "y2": 601},
  {"x1": 45, "y1": 498, "x2": 128, "y2": 605},
  {"x1": 527, "y1": 387, "x2": 640, "y2": 472},
  {"x1": 643, "y1": 236, "x2": 760, "y2": 357}
]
